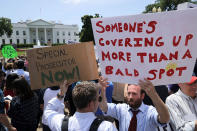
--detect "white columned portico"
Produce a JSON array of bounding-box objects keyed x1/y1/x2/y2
[
  {"x1": 44, "y1": 28, "x2": 47, "y2": 44},
  {"x1": 36, "y1": 28, "x2": 39, "y2": 42},
  {"x1": 27, "y1": 28, "x2": 31, "y2": 44},
  {"x1": 52, "y1": 29, "x2": 56, "y2": 44}
]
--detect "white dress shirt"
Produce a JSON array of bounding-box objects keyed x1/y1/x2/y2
[
  {"x1": 166, "y1": 89, "x2": 197, "y2": 131},
  {"x1": 44, "y1": 97, "x2": 117, "y2": 131},
  {"x1": 42, "y1": 88, "x2": 60, "y2": 125}
]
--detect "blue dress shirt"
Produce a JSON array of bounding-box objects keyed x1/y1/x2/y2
[{"x1": 106, "y1": 102, "x2": 166, "y2": 131}]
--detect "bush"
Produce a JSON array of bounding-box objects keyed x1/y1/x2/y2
[
  {"x1": 52, "y1": 43, "x2": 65, "y2": 46},
  {"x1": 16, "y1": 43, "x2": 36, "y2": 48}
]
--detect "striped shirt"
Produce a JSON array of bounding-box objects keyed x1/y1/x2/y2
[{"x1": 166, "y1": 89, "x2": 197, "y2": 131}]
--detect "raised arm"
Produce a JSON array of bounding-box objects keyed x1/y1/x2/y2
[
  {"x1": 99, "y1": 76, "x2": 109, "y2": 113},
  {"x1": 57, "y1": 80, "x2": 69, "y2": 100},
  {"x1": 138, "y1": 79, "x2": 170, "y2": 124}
]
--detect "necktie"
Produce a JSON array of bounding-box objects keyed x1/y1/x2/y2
[{"x1": 128, "y1": 110, "x2": 139, "y2": 131}]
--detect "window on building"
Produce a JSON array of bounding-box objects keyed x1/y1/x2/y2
[
  {"x1": 16, "y1": 31, "x2": 19, "y2": 35},
  {"x1": 57, "y1": 39, "x2": 59, "y2": 43},
  {"x1": 63, "y1": 39, "x2": 65, "y2": 43},
  {"x1": 68, "y1": 32, "x2": 71, "y2": 36},
  {"x1": 33, "y1": 39, "x2": 36, "y2": 44},
  {"x1": 57, "y1": 31, "x2": 59, "y2": 36},
  {"x1": 24, "y1": 39, "x2": 26, "y2": 44},
  {"x1": 10, "y1": 39, "x2": 12, "y2": 44},
  {"x1": 23, "y1": 31, "x2": 26, "y2": 36},
  {"x1": 17, "y1": 39, "x2": 20, "y2": 44},
  {"x1": 63, "y1": 32, "x2": 65, "y2": 36},
  {"x1": 2, "y1": 39, "x2": 5, "y2": 44}
]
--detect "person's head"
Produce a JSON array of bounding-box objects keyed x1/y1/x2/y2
[
  {"x1": 6, "y1": 63, "x2": 14, "y2": 70},
  {"x1": 6, "y1": 73, "x2": 19, "y2": 90},
  {"x1": 126, "y1": 84, "x2": 145, "y2": 109},
  {"x1": 11, "y1": 77, "x2": 33, "y2": 100},
  {"x1": 178, "y1": 76, "x2": 197, "y2": 98},
  {"x1": 72, "y1": 81, "x2": 101, "y2": 112},
  {"x1": 16, "y1": 59, "x2": 25, "y2": 69}
]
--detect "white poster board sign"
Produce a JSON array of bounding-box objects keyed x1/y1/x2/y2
[{"x1": 91, "y1": 8, "x2": 197, "y2": 85}]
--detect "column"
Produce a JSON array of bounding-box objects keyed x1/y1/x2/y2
[
  {"x1": 27, "y1": 28, "x2": 31, "y2": 44},
  {"x1": 36, "y1": 28, "x2": 39, "y2": 43},
  {"x1": 52, "y1": 29, "x2": 56, "y2": 44},
  {"x1": 44, "y1": 28, "x2": 47, "y2": 44}
]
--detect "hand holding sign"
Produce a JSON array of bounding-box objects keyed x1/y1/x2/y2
[
  {"x1": 60, "y1": 80, "x2": 70, "y2": 95},
  {"x1": 138, "y1": 79, "x2": 157, "y2": 98}
]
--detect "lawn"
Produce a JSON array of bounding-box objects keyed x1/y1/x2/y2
[{"x1": 0, "y1": 48, "x2": 27, "y2": 58}]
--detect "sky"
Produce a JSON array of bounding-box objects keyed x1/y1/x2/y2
[{"x1": 0, "y1": 0, "x2": 156, "y2": 30}]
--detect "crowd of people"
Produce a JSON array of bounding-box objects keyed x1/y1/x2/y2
[{"x1": 0, "y1": 56, "x2": 197, "y2": 131}]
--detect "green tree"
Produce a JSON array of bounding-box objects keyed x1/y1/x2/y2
[
  {"x1": 143, "y1": 0, "x2": 160, "y2": 13},
  {"x1": 144, "y1": 0, "x2": 196, "y2": 13},
  {"x1": 79, "y1": 14, "x2": 101, "y2": 43},
  {"x1": 0, "y1": 17, "x2": 13, "y2": 37}
]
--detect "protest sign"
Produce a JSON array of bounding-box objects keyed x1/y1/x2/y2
[
  {"x1": 2, "y1": 45, "x2": 18, "y2": 58},
  {"x1": 91, "y1": 8, "x2": 197, "y2": 86},
  {"x1": 27, "y1": 42, "x2": 99, "y2": 89}
]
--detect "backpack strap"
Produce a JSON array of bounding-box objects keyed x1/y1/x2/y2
[
  {"x1": 89, "y1": 117, "x2": 104, "y2": 131},
  {"x1": 61, "y1": 115, "x2": 69, "y2": 131}
]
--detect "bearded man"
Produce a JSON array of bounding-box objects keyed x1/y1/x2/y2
[{"x1": 99, "y1": 77, "x2": 170, "y2": 131}]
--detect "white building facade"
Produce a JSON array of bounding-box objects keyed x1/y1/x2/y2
[{"x1": 0, "y1": 19, "x2": 80, "y2": 45}]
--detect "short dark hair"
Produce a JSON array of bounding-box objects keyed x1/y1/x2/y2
[
  {"x1": 16, "y1": 59, "x2": 24, "y2": 69},
  {"x1": 6, "y1": 73, "x2": 19, "y2": 90},
  {"x1": 72, "y1": 81, "x2": 99, "y2": 110}
]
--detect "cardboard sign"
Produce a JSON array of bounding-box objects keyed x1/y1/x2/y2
[
  {"x1": 91, "y1": 8, "x2": 197, "y2": 86},
  {"x1": 2, "y1": 45, "x2": 18, "y2": 58},
  {"x1": 27, "y1": 42, "x2": 99, "y2": 89}
]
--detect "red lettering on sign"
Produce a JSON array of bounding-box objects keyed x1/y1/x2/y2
[
  {"x1": 185, "y1": 34, "x2": 193, "y2": 46},
  {"x1": 182, "y1": 49, "x2": 192, "y2": 59},
  {"x1": 146, "y1": 21, "x2": 157, "y2": 34},
  {"x1": 173, "y1": 35, "x2": 181, "y2": 47},
  {"x1": 149, "y1": 53, "x2": 157, "y2": 63},
  {"x1": 155, "y1": 37, "x2": 164, "y2": 47},
  {"x1": 137, "y1": 23, "x2": 143, "y2": 33},
  {"x1": 147, "y1": 69, "x2": 157, "y2": 80},
  {"x1": 176, "y1": 67, "x2": 187, "y2": 76},
  {"x1": 105, "y1": 66, "x2": 113, "y2": 74},
  {"x1": 137, "y1": 52, "x2": 147, "y2": 63},
  {"x1": 96, "y1": 21, "x2": 104, "y2": 33}
]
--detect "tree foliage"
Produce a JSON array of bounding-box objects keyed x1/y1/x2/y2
[
  {"x1": 79, "y1": 14, "x2": 101, "y2": 43},
  {"x1": 0, "y1": 17, "x2": 13, "y2": 37},
  {"x1": 144, "y1": 0, "x2": 196, "y2": 13}
]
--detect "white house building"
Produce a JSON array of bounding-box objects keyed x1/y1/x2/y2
[
  {"x1": 177, "y1": 2, "x2": 197, "y2": 10},
  {"x1": 0, "y1": 19, "x2": 80, "y2": 45}
]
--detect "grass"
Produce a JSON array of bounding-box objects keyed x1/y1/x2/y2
[{"x1": 0, "y1": 48, "x2": 27, "y2": 58}]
